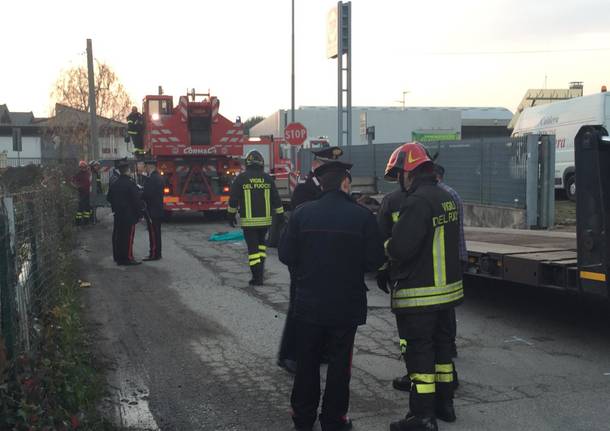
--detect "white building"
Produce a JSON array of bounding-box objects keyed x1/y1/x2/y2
[{"x1": 250, "y1": 106, "x2": 513, "y2": 145}]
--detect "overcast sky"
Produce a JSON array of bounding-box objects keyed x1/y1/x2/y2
[{"x1": 1, "y1": 0, "x2": 609, "y2": 121}]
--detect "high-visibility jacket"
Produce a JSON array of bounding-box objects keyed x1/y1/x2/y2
[
  {"x1": 386, "y1": 175, "x2": 463, "y2": 314},
  {"x1": 126, "y1": 112, "x2": 143, "y2": 136},
  {"x1": 228, "y1": 166, "x2": 284, "y2": 227},
  {"x1": 377, "y1": 188, "x2": 408, "y2": 241}
]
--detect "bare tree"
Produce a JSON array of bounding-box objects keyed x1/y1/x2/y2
[
  {"x1": 50, "y1": 61, "x2": 132, "y2": 122},
  {"x1": 47, "y1": 62, "x2": 132, "y2": 160}
]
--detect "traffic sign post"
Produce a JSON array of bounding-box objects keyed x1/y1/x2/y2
[{"x1": 284, "y1": 122, "x2": 308, "y2": 146}]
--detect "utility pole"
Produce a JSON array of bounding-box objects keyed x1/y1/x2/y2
[
  {"x1": 291, "y1": 0, "x2": 295, "y2": 123},
  {"x1": 86, "y1": 38, "x2": 99, "y2": 160}
]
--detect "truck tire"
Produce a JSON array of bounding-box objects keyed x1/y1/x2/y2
[{"x1": 565, "y1": 175, "x2": 576, "y2": 202}]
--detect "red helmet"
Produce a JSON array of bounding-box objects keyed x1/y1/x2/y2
[{"x1": 384, "y1": 142, "x2": 431, "y2": 181}]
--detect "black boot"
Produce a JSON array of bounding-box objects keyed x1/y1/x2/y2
[
  {"x1": 393, "y1": 374, "x2": 411, "y2": 392},
  {"x1": 389, "y1": 414, "x2": 437, "y2": 431},
  {"x1": 436, "y1": 379, "x2": 457, "y2": 423},
  {"x1": 248, "y1": 264, "x2": 263, "y2": 286}
]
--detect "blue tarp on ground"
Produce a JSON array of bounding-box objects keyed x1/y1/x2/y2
[{"x1": 208, "y1": 230, "x2": 244, "y2": 242}]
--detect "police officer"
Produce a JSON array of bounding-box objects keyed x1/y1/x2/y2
[
  {"x1": 142, "y1": 159, "x2": 164, "y2": 261},
  {"x1": 107, "y1": 159, "x2": 144, "y2": 266},
  {"x1": 127, "y1": 106, "x2": 145, "y2": 155},
  {"x1": 279, "y1": 161, "x2": 385, "y2": 431},
  {"x1": 227, "y1": 150, "x2": 284, "y2": 286},
  {"x1": 385, "y1": 143, "x2": 464, "y2": 431},
  {"x1": 277, "y1": 146, "x2": 344, "y2": 374},
  {"x1": 291, "y1": 146, "x2": 344, "y2": 207}
]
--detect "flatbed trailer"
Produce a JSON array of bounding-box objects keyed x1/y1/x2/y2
[{"x1": 465, "y1": 126, "x2": 610, "y2": 301}]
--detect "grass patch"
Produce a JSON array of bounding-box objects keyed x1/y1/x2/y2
[{"x1": 0, "y1": 253, "x2": 115, "y2": 430}]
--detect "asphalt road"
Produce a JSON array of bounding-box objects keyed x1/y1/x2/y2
[{"x1": 78, "y1": 210, "x2": 610, "y2": 431}]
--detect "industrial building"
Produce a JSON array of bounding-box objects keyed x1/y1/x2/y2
[{"x1": 250, "y1": 106, "x2": 513, "y2": 145}]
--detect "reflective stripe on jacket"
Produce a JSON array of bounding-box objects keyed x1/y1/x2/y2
[
  {"x1": 386, "y1": 176, "x2": 463, "y2": 313},
  {"x1": 228, "y1": 166, "x2": 283, "y2": 227}
]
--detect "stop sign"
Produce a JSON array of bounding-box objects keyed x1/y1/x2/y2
[{"x1": 284, "y1": 122, "x2": 308, "y2": 145}]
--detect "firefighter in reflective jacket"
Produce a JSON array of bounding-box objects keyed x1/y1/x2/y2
[
  {"x1": 127, "y1": 106, "x2": 144, "y2": 155},
  {"x1": 377, "y1": 186, "x2": 412, "y2": 392},
  {"x1": 228, "y1": 150, "x2": 284, "y2": 286},
  {"x1": 385, "y1": 142, "x2": 464, "y2": 431}
]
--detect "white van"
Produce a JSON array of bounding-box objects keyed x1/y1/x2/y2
[{"x1": 512, "y1": 92, "x2": 610, "y2": 200}]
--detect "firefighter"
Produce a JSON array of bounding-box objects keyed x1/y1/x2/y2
[
  {"x1": 227, "y1": 150, "x2": 284, "y2": 286},
  {"x1": 72, "y1": 160, "x2": 92, "y2": 225},
  {"x1": 376, "y1": 184, "x2": 412, "y2": 392},
  {"x1": 279, "y1": 160, "x2": 384, "y2": 431},
  {"x1": 434, "y1": 164, "x2": 467, "y2": 361},
  {"x1": 385, "y1": 143, "x2": 464, "y2": 431},
  {"x1": 142, "y1": 160, "x2": 164, "y2": 261},
  {"x1": 127, "y1": 106, "x2": 145, "y2": 155},
  {"x1": 277, "y1": 146, "x2": 344, "y2": 374},
  {"x1": 107, "y1": 159, "x2": 144, "y2": 266}
]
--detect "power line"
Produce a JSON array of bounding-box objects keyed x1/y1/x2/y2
[{"x1": 420, "y1": 47, "x2": 610, "y2": 56}]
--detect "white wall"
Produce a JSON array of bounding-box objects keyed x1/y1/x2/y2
[
  {"x1": 0, "y1": 136, "x2": 42, "y2": 159},
  {"x1": 250, "y1": 107, "x2": 461, "y2": 146}
]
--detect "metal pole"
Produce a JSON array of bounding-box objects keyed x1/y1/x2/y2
[
  {"x1": 346, "y1": 1, "x2": 351, "y2": 147},
  {"x1": 291, "y1": 0, "x2": 295, "y2": 124},
  {"x1": 337, "y1": 2, "x2": 343, "y2": 147},
  {"x1": 86, "y1": 39, "x2": 99, "y2": 160}
]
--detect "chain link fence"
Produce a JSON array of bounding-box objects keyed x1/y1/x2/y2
[
  {"x1": 298, "y1": 137, "x2": 530, "y2": 208},
  {"x1": 0, "y1": 166, "x2": 77, "y2": 360}
]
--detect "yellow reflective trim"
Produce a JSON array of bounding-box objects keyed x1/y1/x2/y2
[
  {"x1": 227, "y1": 206, "x2": 237, "y2": 214},
  {"x1": 240, "y1": 217, "x2": 272, "y2": 227},
  {"x1": 399, "y1": 339, "x2": 407, "y2": 354},
  {"x1": 435, "y1": 363, "x2": 453, "y2": 373},
  {"x1": 249, "y1": 259, "x2": 261, "y2": 266},
  {"x1": 580, "y1": 271, "x2": 606, "y2": 282},
  {"x1": 432, "y1": 226, "x2": 446, "y2": 287},
  {"x1": 392, "y1": 288, "x2": 464, "y2": 308},
  {"x1": 128, "y1": 131, "x2": 138, "y2": 135},
  {"x1": 248, "y1": 253, "x2": 260, "y2": 260},
  {"x1": 244, "y1": 189, "x2": 253, "y2": 219},
  {"x1": 410, "y1": 373, "x2": 436, "y2": 384},
  {"x1": 275, "y1": 207, "x2": 285, "y2": 214},
  {"x1": 391, "y1": 211, "x2": 399, "y2": 223},
  {"x1": 258, "y1": 245, "x2": 267, "y2": 251},
  {"x1": 416, "y1": 383, "x2": 436, "y2": 394},
  {"x1": 264, "y1": 188, "x2": 271, "y2": 218},
  {"x1": 393, "y1": 281, "x2": 463, "y2": 299},
  {"x1": 435, "y1": 373, "x2": 454, "y2": 383}
]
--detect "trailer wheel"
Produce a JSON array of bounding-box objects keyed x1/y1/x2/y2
[{"x1": 565, "y1": 175, "x2": 576, "y2": 202}]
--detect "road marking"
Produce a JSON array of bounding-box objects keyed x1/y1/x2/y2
[
  {"x1": 503, "y1": 336, "x2": 534, "y2": 346},
  {"x1": 112, "y1": 363, "x2": 160, "y2": 430}
]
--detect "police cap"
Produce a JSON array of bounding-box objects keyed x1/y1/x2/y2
[
  {"x1": 313, "y1": 160, "x2": 353, "y2": 179},
  {"x1": 115, "y1": 157, "x2": 129, "y2": 168},
  {"x1": 312, "y1": 146, "x2": 343, "y2": 162}
]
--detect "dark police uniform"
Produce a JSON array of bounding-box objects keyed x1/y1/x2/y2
[
  {"x1": 228, "y1": 157, "x2": 283, "y2": 285},
  {"x1": 127, "y1": 110, "x2": 144, "y2": 153},
  {"x1": 142, "y1": 164, "x2": 164, "y2": 260},
  {"x1": 279, "y1": 161, "x2": 385, "y2": 431},
  {"x1": 107, "y1": 171, "x2": 143, "y2": 265},
  {"x1": 278, "y1": 147, "x2": 344, "y2": 371},
  {"x1": 386, "y1": 175, "x2": 463, "y2": 428}
]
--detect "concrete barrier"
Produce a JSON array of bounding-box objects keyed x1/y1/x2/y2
[{"x1": 463, "y1": 202, "x2": 527, "y2": 229}]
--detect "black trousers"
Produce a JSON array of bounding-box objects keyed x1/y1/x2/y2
[
  {"x1": 114, "y1": 217, "x2": 136, "y2": 264},
  {"x1": 146, "y1": 217, "x2": 162, "y2": 258},
  {"x1": 112, "y1": 222, "x2": 118, "y2": 262},
  {"x1": 291, "y1": 322, "x2": 356, "y2": 431},
  {"x1": 242, "y1": 227, "x2": 268, "y2": 272},
  {"x1": 131, "y1": 133, "x2": 144, "y2": 150},
  {"x1": 278, "y1": 272, "x2": 298, "y2": 362},
  {"x1": 76, "y1": 192, "x2": 91, "y2": 224},
  {"x1": 396, "y1": 308, "x2": 456, "y2": 417}
]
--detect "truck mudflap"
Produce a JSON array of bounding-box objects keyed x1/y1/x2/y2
[{"x1": 574, "y1": 126, "x2": 610, "y2": 298}]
